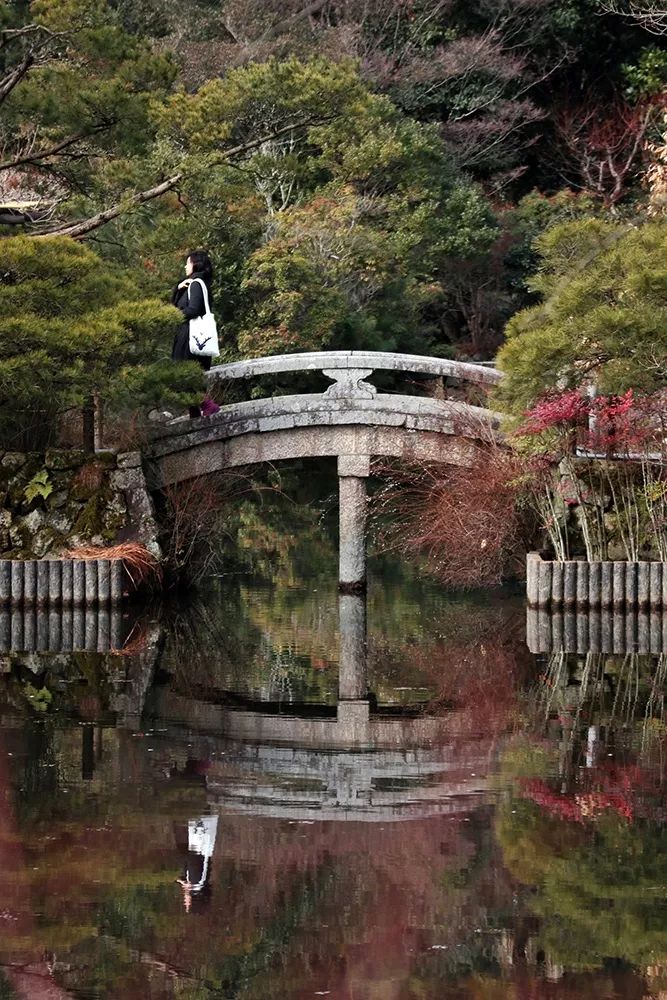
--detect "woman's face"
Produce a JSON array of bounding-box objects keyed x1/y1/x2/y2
[{"x1": 185, "y1": 256, "x2": 194, "y2": 276}]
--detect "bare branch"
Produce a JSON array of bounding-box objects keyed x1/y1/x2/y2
[
  {"x1": 597, "y1": 0, "x2": 667, "y2": 34},
  {"x1": 0, "y1": 125, "x2": 114, "y2": 172},
  {"x1": 33, "y1": 118, "x2": 322, "y2": 240},
  {"x1": 0, "y1": 51, "x2": 34, "y2": 105}
]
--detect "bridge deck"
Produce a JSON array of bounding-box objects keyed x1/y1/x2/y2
[{"x1": 208, "y1": 349, "x2": 500, "y2": 386}]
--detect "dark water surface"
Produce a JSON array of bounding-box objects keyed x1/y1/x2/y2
[{"x1": 1, "y1": 550, "x2": 667, "y2": 998}]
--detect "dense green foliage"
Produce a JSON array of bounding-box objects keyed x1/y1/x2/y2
[
  {"x1": 1, "y1": 0, "x2": 665, "y2": 434},
  {"x1": 495, "y1": 219, "x2": 667, "y2": 413},
  {"x1": 0, "y1": 236, "x2": 200, "y2": 446}
]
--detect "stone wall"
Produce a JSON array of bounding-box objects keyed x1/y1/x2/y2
[{"x1": 0, "y1": 449, "x2": 160, "y2": 559}]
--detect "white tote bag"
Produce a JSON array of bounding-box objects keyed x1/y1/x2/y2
[{"x1": 187, "y1": 278, "x2": 219, "y2": 358}]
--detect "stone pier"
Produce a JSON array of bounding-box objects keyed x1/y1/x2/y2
[
  {"x1": 338, "y1": 454, "x2": 370, "y2": 591},
  {"x1": 338, "y1": 592, "x2": 367, "y2": 700}
]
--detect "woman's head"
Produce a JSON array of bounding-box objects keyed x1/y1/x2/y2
[{"x1": 185, "y1": 249, "x2": 213, "y2": 284}]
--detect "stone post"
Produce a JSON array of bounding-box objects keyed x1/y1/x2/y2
[
  {"x1": 338, "y1": 593, "x2": 367, "y2": 701},
  {"x1": 338, "y1": 455, "x2": 370, "y2": 592}
]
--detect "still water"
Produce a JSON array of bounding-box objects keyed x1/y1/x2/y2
[{"x1": 0, "y1": 526, "x2": 666, "y2": 996}]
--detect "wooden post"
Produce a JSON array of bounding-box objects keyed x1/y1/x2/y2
[
  {"x1": 526, "y1": 554, "x2": 540, "y2": 606},
  {"x1": 589, "y1": 610, "x2": 601, "y2": 652},
  {"x1": 650, "y1": 612, "x2": 662, "y2": 654},
  {"x1": 36, "y1": 561, "x2": 49, "y2": 606},
  {"x1": 563, "y1": 562, "x2": 577, "y2": 608},
  {"x1": 589, "y1": 562, "x2": 601, "y2": 607},
  {"x1": 600, "y1": 563, "x2": 613, "y2": 609},
  {"x1": 537, "y1": 561, "x2": 552, "y2": 607},
  {"x1": 576, "y1": 562, "x2": 589, "y2": 607},
  {"x1": 93, "y1": 394, "x2": 104, "y2": 451},
  {"x1": 48, "y1": 560, "x2": 61, "y2": 606},
  {"x1": 23, "y1": 560, "x2": 36, "y2": 605},
  {"x1": 82, "y1": 396, "x2": 95, "y2": 453},
  {"x1": 10, "y1": 562, "x2": 23, "y2": 607},
  {"x1": 551, "y1": 562, "x2": 564, "y2": 606},
  {"x1": 638, "y1": 563, "x2": 650, "y2": 610},
  {"x1": 650, "y1": 563, "x2": 663, "y2": 611},
  {"x1": 625, "y1": 562, "x2": 637, "y2": 608},
  {"x1": 84, "y1": 561, "x2": 98, "y2": 606},
  {"x1": 98, "y1": 560, "x2": 110, "y2": 604},
  {"x1": 72, "y1": 560, "x2": 86, "y2": 606},
  {"x1": 612, "y1": 562, "x2": 625, "y2": 611},
  {"x1": 576, "y1": 614, "x2": 589, "y2": 653},
  {"x1": 62, "y1": 560, "x2": 73, "y2": 606}
]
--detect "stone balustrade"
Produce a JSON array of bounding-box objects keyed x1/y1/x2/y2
[{"x1": 208, "y1": 349, "x2": 501, "y2": 388}]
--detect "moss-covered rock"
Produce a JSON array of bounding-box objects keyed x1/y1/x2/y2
[
  {"x1": 44, "y1": 449, "x2": 86, "y2": 471},
  {"x1": 102, "y1": 492, "x2": 127, "y2": 538},
  {"x1": 31, "y1": 526, "x2": 62, "y2": 558},
  {"x1": 1, "y1": 453, "x2": 27, "y2": 472},
  {"x1": 73, "y1": 494, "x2": 105, "y2": 536},
  {"x1": 0, "y1": 449, "x2": 149, "y2": 558}
]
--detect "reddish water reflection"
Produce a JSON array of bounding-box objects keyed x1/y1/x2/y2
[{"x1": 0, "y1": 599, "x2": 664, "y2": 998}]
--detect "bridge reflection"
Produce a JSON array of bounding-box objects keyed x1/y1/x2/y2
[
  {"x1": 0, "y1": 591, "x2": 498, "y2": 822},
  {"x1": 143, "y1": 592, "x2": 490, "y2": 822}
]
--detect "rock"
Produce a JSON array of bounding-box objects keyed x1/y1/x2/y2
[
  {"x1": 124, "y1": 486, "x2": 161, "y2": 558},
  {"x1": 45, "y1": 509, "x2": 74, "y2": 534},
  {"x1": 110, "y1": 468, "x2": 146, "y2": 491},
  {"x1": 23, "y1": 653, "x2": 42, "y2": 674},
  {"x1": 117, "y1": 451, "x2": 142, "y2": 469},
  {"x1": 49, "y1": 491, "x2": 68, "y2": 510},
  {"x1": 9, "y1": 525, "x2": 24, "y2": 548},
  {"x1": 65, "y1": 534, "x2": 87, "y2": 551},
  {"x1": 1, "y1": 453, "x2": 26, "y2": 471},
  {"x1": 44, "y1": 449, "x2": 85, "y2": 471},
  {"x1": 102, "y1": 492, "x2": 127, "y2": 537},
  {"x1": 31, "y1": 527, "x2": 59, "y2": 557},
  {"x1": 22, "y1": 509, "x2": 44, "y2": 534}
]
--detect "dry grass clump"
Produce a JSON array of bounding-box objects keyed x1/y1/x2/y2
[
  {"x1": 64, "y1": 541, "x2": 162, "y2": 589},
  {"x1": 373, "y1": 445, "x2": 535, "y2": 588}
]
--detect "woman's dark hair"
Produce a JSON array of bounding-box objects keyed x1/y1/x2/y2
[{"x1": 186, "y1": 249, "x2": 213, "y2": 287}]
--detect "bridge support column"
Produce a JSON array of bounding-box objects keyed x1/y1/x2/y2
[
  {"x1": 338, "y1": 455, "x2": 370, "y2": 592},
  {"x1": 338, "y1": 593, "x2": 367, "y2": 700}
]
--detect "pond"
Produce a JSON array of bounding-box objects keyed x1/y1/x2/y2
[{"x1": 0, "y1": 488, "x2": 666, "y2": 998}]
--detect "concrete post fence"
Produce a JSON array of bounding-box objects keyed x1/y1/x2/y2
[
  {"x1": 0, "y1": 558, "x2": 125, "y2": 608},
  {"x1": 0, "y1": 606, "x2": 125, "y2": 653},
  {"x1": 527, "y1": 553, "x2": 667, "y2": 610},
  {"x1": 526, "y1": 607, "x2": 667, "y2": 655}
]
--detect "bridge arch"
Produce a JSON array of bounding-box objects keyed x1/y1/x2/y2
[{"x1": 145, "y1": 351, "x2": 501, "y2": 588}]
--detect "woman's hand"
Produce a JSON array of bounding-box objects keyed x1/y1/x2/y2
[{"x1": 177, "y1": 279, "x2": 192, "y2": 290}]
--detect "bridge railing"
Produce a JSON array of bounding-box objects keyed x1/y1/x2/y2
[{"x1": 208, "y1": 350, "x2": 500, "y2": 399}]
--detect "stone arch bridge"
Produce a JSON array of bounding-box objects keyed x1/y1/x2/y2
[{"x1": 145, "y1": 351, "x2": 501, "y2": 587}]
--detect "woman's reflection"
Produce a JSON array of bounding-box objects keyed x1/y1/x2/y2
[{"x1": 174, "y1": 815, "x2": 218, "y2": 913}]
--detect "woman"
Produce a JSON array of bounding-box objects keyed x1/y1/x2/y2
[{"x1": 171, "y1": 248, "x2": 220, "y2": 417}]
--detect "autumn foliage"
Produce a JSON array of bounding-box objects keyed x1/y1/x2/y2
[{"x1": 373, "y1": 446, "x2": 535, "y2": 587}]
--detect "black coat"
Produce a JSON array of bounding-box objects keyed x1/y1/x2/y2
[{"x1": 171, "y1": 277, "x2": 214, "y2": 369}]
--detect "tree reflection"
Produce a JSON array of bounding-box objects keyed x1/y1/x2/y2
[{"x1": 497, "y1": 651, "x2": 667, "y2": 990}]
